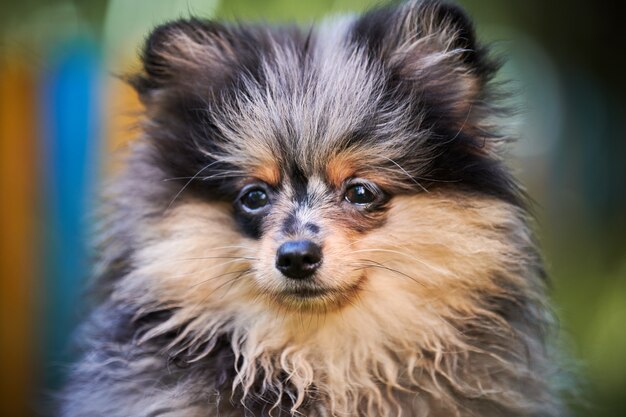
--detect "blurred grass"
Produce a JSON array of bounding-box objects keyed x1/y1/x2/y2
[{"x1": 546, "y1": 234, "x2": 626, "y2": 416}]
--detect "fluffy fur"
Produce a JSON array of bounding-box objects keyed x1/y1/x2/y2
[{"x1": 61, "y1": 1, "x2": 568, "y2": 416}]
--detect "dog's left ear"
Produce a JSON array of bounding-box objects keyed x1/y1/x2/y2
[
  {"x1": 129, "y1": 19, "x2": 266, "y2": 105},
  {"x1": 352, "y1": 0, "x2": 497, "y2": 120}
]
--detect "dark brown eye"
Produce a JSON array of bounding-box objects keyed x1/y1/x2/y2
[
  {"x1": 239, "y1": 187, "x2": 270, "y2": 212},
  {"x1": 345, "y1": 183, "x2": 376, "y2": 206}
]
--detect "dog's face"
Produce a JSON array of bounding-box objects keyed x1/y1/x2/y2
[{"x1": 115, "y1": 1, "x2": 530, "y2": 333}]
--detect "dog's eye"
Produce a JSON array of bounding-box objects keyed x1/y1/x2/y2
[
  {"x1": 345, "y1": 183, "x2": 376, "y2": 206},
  {"x1": 239, "y1": 187, "x2": 270, "y2": 212}
]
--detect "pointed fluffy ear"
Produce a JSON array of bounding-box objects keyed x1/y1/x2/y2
[
  {"x1": 129, "y1": 19, "x2": 256, "y2": 103},
  {"x1": 353, "y1": 0, "x2": 498, "y2": 119},
  {"x1": 390, "y1": 0, "x2": 489, "y2": 73}
]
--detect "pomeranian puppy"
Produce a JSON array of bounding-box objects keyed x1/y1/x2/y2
[{"x1": 61, "y1": 1, "x2": 567, "y2": 416}]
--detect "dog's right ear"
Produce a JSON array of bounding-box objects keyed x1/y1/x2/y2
[{"x1": 129, "y1": 19, "x2": 257, "y2": 104}]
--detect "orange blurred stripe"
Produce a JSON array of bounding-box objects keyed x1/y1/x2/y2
[
  {"x1": 103, "y1": 75, "x2": 143, "y2": 173},
  {"x1": 0, "y1": 56, "x2": 38, "y2": 417}
]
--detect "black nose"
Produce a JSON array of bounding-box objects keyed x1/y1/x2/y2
[{"x1": 275, "y1": 240, "x2": 322, "y2": 279}]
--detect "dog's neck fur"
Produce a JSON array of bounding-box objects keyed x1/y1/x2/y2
[{"x1": 125, "y1": 252, "x2": 559, "y2": 417}]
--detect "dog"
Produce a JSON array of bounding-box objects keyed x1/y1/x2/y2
[{"x1": 60, "y1": 1, "x2": 568, "y2": 415}]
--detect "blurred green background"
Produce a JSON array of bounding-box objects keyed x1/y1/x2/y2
[{"x1": 0, "y1": 1, "x2": 624, "y2": 416}]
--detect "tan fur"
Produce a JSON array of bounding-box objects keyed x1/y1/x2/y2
[
  {"x1": 110, "y1": 190, "x2": 554, "y2": 416},
  {"x1": 252, "y1": 162, "x2": 282, "y2": 187},
  {"x1": 326, "y1": 154, "x2": 356, "y2": 188}
]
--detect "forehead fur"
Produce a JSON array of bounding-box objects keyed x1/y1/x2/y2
[{"x1": 132, "y1": 0, "x2": 519, "y2": 204}]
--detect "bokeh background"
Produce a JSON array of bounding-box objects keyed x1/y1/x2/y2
[{"x1": 0, "y1": 0, "x2": 624, "y2": 416}]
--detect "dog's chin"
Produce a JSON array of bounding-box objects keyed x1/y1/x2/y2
[{"x1": 271, "y1": 274, "x2": 366, "y2": 313}]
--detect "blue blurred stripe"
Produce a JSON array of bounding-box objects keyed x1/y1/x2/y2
[{"x1": 39, "y1": 39, "x2": 102, "y2": 390}]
